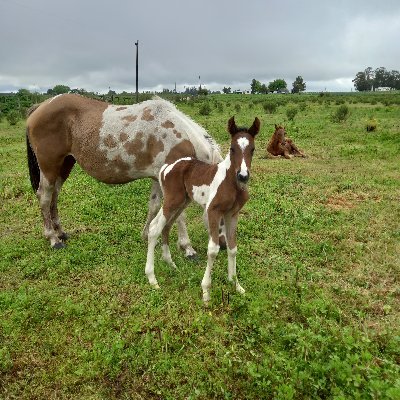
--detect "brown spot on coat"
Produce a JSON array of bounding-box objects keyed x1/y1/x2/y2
[
  {"x1": 165, "y1": 140, "x2": 195, "y2": 164},
  {"x1": 103, "y1": 134, "x2": 117, "y2": 148},
  {"x1": 116, "y1": 107, "x2": 127, "y2": 111},
  {"x1": 119, "y1": 132, "x2": 128, "y2": 142},
  {"x1": 162, "y1": 120, "x2": 175, "y2": 129},
  {"x1": 124, "y1": 132, "x2": 144, "y2": 155},
  {"x1": 141, "y1": 107, "x2": 155, "y2": 121},
  {"x1": 122, "y1": 115, "x2": 137, "y2": 127},
  {"x1": 173, "y1": 129, "x2": 182, "y2": 138},
  {"x1": 134, "y1": 135, "x2": 164, "y2": 170}
]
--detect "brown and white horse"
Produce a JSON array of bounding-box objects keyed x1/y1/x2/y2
[
  {"x1": 26, "y1": 94, "x2": 222, "y2": 253},
  {"x1": 145, "y1": 116, "x2": 260, "y2": 303}
]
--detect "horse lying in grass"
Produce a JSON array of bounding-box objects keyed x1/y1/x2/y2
[
  {"x1": 26, "y1": 94, "x2": 222, "y2": 254},
  {"x1": 267, "y1": 124, "x2": 306, "y2": 159},
  {"x1": 145, "y1": 116, "x2": 260, "y2": 303}
]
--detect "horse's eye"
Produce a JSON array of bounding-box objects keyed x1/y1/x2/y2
[
  {"x1": 251, "y1": 148, "x2": 255, "y2": 154},
  {"x1": 230, "y1": 147, "x2": 235, "y2": 153}
]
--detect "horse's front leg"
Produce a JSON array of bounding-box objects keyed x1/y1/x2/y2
[
  {"x1": 201, "y1": 211, "x2": 221, "y2": 303},
  {"x1": 224, "y1": 214, "x2": 245, "y2": 295}
]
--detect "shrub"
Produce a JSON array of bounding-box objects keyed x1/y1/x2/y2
[
  {"x1": 366, "y1": 118, "x2": 377, "y2": 132},
  {"x1": 331, "y1": 104, "x2": 349, "y2": 123},
  {"x1": 6, "y1": 110, "x2": 20, "y2": 126},
  {"x1": 263, "y1": 101, "x2": 278, "y2": 114},
  {"x1": 198, "y1": 102, "x2": 212, "y2": 116},
  {"x1": 286, "y1": 106, "x2": 298, "y2": 121}
]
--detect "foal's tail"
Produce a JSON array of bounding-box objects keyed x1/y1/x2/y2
[{"x1": 26, "y1": 128, "x2": 40, "y2": 192}]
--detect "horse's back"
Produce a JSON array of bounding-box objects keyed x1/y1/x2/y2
[{"x1": 27, "y1": 94, "x2": 220, "y2": 184}]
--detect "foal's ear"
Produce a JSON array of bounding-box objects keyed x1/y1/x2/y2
[
  {"x1": 248, "y1": 117, "x2": 261, "y2": 137},
  {"x1": 227, "y1": 116, "x2": 238, "y2": 135}
]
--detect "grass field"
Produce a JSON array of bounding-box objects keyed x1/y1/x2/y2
[{"x1": 1, "y1": 93, "x2": 399, "y2": 399}]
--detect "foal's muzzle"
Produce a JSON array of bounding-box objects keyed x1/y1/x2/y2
[{"x1": 237, "y1": 171, "x2": 250, "y2": 184}]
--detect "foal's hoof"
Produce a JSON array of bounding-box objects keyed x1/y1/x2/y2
[
  {"x1": 58, "y1": 232, "x2": 69, "y2": 241},
  {"x1": 52, "y1": 242, "x2": 66, "y2": 250},
  {"x1": 187, "y1": 253, "x2": 199, "y2": 262}
]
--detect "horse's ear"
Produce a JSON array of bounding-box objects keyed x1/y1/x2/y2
[
  {"x1": 248, "y1": 117, "x2": 260, "y2": 137},
  {"x1": 227, "y1": 116, "x2": 238, "y2": 136},
  {"x1": 275, "y1": 123, "x2": 279, "y2": 130}
]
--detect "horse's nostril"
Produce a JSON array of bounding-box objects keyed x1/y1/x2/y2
[{"x1": 237, "y1": 172, "x2": 249, "y2": 183}]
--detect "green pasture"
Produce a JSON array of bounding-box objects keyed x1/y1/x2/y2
[{"x1": 0, "y1": 93, "x2": 399, "y2": 399}]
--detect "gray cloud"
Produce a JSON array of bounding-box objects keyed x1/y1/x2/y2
[{"x1": 1, "y1": 0, "x2": 399, "y2": 93}]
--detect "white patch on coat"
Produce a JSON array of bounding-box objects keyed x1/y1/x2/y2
[
  {"x1": 97, "y1": 98, "x2": 221, "y2": 179},
  {"x1": 191, "y1": 154, "x2": 231, "y2": 211},
  {"x1": 162, "y1": 157, "x2": 192, "y2": 178},
  {"x1": 237, "y1": 137, "x2": 249, "y2": 151}
]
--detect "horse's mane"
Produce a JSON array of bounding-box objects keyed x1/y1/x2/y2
[{"x1": 152, "y1": 97, "x2": 222, "y2": 162}]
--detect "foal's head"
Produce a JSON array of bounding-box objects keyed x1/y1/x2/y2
[{"x1": 227, "y1": 116, "x2": 260, "y2": 185}]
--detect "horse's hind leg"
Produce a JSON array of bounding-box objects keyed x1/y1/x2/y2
[
  {"x1": 142, "y1": 180, "x2": 162, "y2": 240},
  {"x1": 176, "y1": 212, "x2": 197, "y2": 259},
  {"x1": 37, "y1": 172, "x2": 64, "y2": 249},
  {"x1": 49, "y1": 155, "x2": 76, "y2": 241}
]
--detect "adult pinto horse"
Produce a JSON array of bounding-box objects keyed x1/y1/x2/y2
[{"x1": 26, "y1": 94, "x2": 222, "y2": 253}]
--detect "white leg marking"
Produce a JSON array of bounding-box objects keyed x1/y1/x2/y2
[
  {"x1": 227, "y1": 246, "x2": 245, "y2": 294},
  {"x1": 145, "y1": 211, "x2": 167, "y2": 289},
  {"x1": 201, "y1": 239, "x2": 220, "y2": 303},
  {"x1": 176, "y1": 213, "x2": 197, "y2": 257},
  {"x1": 162, "y1": 244, "x2": 177, "y2": 269}
]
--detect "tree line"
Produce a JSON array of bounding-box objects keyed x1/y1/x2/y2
[
  {"x1": 353, "y1": 67, "x2": 400, "y2": 91},
  {"x1": 249, "y1": 76, "x2": 306, "y2": 94}
]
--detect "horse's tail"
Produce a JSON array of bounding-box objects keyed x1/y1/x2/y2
[{"x1": 26, "y1": 128, "x2": 40, "y2": 192}]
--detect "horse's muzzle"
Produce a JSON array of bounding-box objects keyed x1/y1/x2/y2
[{"x1": 237, "y1": 171, "x2": 249, "y2": 184}]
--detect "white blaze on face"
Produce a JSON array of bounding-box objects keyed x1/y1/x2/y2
[{"x1": 237, "y1": 137, "x2": 249, "y2": 178}]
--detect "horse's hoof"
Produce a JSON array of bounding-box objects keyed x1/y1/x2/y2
[
  {"x1": 52, "y1": 242, "x2": 66, "y2": 250},
  {"x1": 58, "y1": 232, "x2": 69, "y2": 241},
  {"x1": 187, "y1": 253, "x2": 199, "y2": 262}
]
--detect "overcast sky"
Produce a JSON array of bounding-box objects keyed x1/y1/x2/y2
[{"x1": 1, "y1": 0, "x2": 399, "y2": 93}]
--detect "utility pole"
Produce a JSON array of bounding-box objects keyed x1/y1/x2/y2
[{"x1": 135, "y1": 40, "x2": 139, "y2": 103}]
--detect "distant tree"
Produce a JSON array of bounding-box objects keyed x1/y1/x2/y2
[
  {"x1": 198, "y1": 87, "x2": 209, "y2": 96},
  {"x1": 373, "y1": 67, "x2": 390, "y2": 89},
  {"x1": 250, "y1": 79, "x2": 262, "y2": 94},
  {"x1": 48, "y1": 85, "x2": 70, "y2": 96},
  {"x1": 17, "y1": 88, "x2": 31, "y2": 97},
  {"x1": 387, "y1": 70, "x2": 400, "y2": 90},
  {"x1": 352, "y1": 69, "x2": 373, "y2": 92},
  {"x1": 292, "y1": 76, "x2": 306, "y2": 93},
  {"x1": 268, "y1": 79, "x2": 287, "y2": 92},
  {"x1": 222, "y1": 86, "x2": 231, "y2": 94},
  {"x1": 260, "y1": 83, "x2": 269, "y2": 94}
]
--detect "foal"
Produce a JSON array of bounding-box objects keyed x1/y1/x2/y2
[{"x1": 145, "y1": 116, "x2": 260, "y2": 303}]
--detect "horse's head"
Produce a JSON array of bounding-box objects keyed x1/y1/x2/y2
[
  {"x1": 227, "y1": 116, "x2": 260, "y2": 186},
  {"x1": 274, "y1": 124, "x2": 286, "y2": 144}
]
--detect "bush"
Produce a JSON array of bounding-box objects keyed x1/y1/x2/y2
[
  {"x1": 6, "y1": 110, "x2": 20, "y2": 126},
  {"x1": 366, "y1": 118, "x2": 377, "y2": 132},
  {"x1": 286, "y1": 106, "x2": 298, "y2": 121},
  {"x1": 263, "y1": 101, "x2": 278, "y2": 114},
  {"x1": 198, "y1": 102, "x2": 212, "y2": 116},
  {"x1": 331, "y1": 104, "x2": 349, "y2": 123}
]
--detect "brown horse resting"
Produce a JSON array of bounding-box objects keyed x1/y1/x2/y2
[
  {"x1": 26, "y1": 94, "x2": 222, "y2": 253},
  {"x1": 266, "y1": 124, "x2": 306, "y2": 159},
  {"x1": 145, "y1": 116, "x2": 260, "y2": 303}
]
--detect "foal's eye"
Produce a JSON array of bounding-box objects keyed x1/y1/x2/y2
[
  {"x1": 251, "y1": 148, "x2": 255, "y2": 154},
  {"x1": 230, "y1": 147, "x2": 235, "y2": 153}
]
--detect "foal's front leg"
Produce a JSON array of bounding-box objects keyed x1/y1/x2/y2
[
  {"x1": 224, "y1": 214, "x2": 245, "y2": 295},
  {"x1": 201, "y1": 211, "x2": 221, "y2": 303}
]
